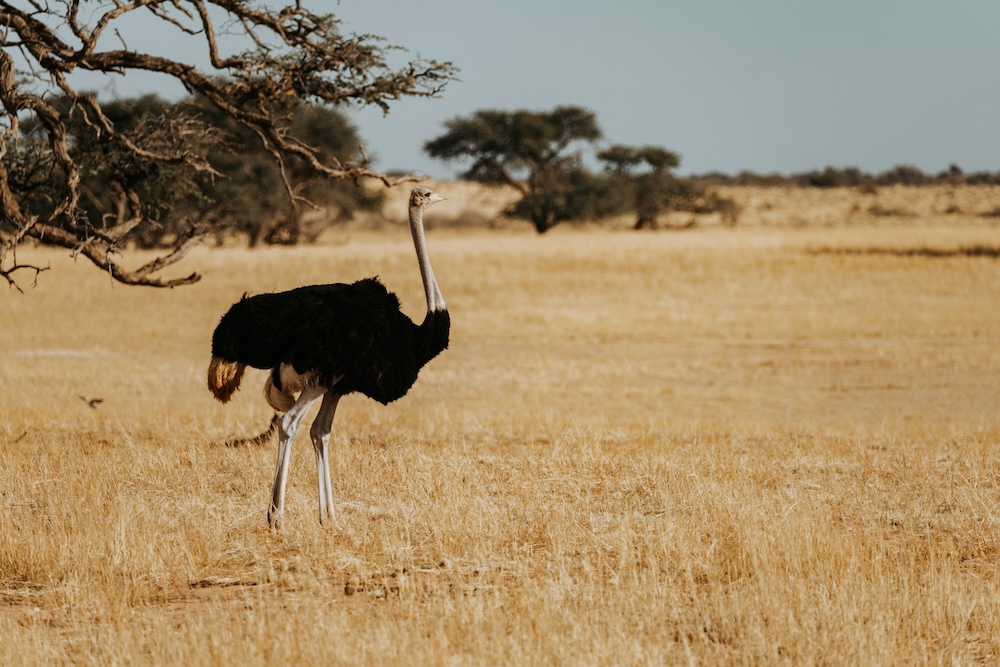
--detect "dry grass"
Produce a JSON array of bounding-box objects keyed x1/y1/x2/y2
[
  {"x1": 2, "y1": 185, "x2": 1000, "y2": 664},
  {"x1": 713, "y1": 184, "x2": 1000, "y2": 230}
]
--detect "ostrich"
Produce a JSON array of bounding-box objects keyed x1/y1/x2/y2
[{"x1": 207, "y1": 187, "x2": 449, "y2": 527}]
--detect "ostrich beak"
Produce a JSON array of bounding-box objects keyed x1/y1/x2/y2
[{"x1": 428, "y1": 193, "x2": 447, "y2": 203}]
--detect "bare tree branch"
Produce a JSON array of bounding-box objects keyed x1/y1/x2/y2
[
  {"x1": 0, "y1": 0, "x2": 457, "y2": 290},
  {"x1": 0, "y1": 259, "x2": 49, "y2": 293}
]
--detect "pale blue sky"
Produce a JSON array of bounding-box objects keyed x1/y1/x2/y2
[{"x1": 69, "y1": 1, "x2": 1000, "y2": 177}]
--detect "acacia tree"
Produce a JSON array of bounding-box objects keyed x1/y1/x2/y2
[
  {"x1": 173, "y1": 93, "x2": 384, "y2": 247},
  {"x1": 598, "y1": 144, "x2": 683, "y2": 230},
  {"x1": 0, "y1": 1, "x2": 456, "y2": 290},
  {"x1": 17, "y1": 92, "x2": 223, "y2": 250},
  {"x1": 29, "y1": 92, "x2": 383, "y2": 249},
  {"x1": 424, "y1": 106, "x2": 602, "y2": 233},
  {"x1": 598, "y1": 144, "x2": 737, "y2": 229}
]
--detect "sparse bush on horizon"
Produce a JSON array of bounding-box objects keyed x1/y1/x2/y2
[{"x1": 693, "y1": 162, "x2": 1000, "y2": 188}]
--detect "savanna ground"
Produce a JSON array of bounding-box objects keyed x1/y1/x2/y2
[{"x1": 2, "y1": 184, "x2": 1000, "y2": 665}]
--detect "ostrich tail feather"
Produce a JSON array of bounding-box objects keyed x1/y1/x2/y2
[{"x1": 208, "y1": 356, "x2": 246, "y2": 403}]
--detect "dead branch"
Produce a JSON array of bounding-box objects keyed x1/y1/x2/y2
[{"x1": 0, "y1": 1, "x2": 456, "y2": 290}]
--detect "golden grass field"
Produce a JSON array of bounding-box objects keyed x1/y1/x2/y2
[{"x1": 2, "y1": 184, "x2": 1000, "y2": 664}]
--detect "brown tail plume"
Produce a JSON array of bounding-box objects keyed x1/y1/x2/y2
[{"x1": 208, "y1": 356, "x2": 246, "y2": 403}]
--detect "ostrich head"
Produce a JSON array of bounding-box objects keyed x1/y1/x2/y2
[{"x1": 410, "y1": 186, "x2": 447, "y2": 209}]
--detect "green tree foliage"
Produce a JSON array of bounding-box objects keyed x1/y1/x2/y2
[{"x1": 424, "y1": 106, "x2": 603, "y2": 233}]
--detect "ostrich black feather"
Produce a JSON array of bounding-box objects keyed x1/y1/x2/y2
[{"x1": 211, "y1": 277, "x2": 449, "y2": 405}]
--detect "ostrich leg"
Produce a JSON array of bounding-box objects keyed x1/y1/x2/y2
[
  {"x1": 268, "y1": 386, "x2": 325, "y2": 527},
  {"x1": 309, "y1": 392, "x2": 342, "y2": 526}
]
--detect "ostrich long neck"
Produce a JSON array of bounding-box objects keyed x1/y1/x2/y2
[{"x1": 410, "y1": 203, "x2": 446, "y2": 313}]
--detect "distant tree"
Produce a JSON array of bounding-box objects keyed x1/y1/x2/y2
[
  {"x1": 875, "y1": 165, "x2": 931, "y2": 186},
  {"x1": 598, "y1": 144, "x2": 680, "y2": 229},
  {"x1": 176, "y1": 95, "x2": 383, "y2": 247},
  {"x1": 0, "y1": 1, "x2": 456, "y2": 290},
  {"x1": 504, "y1": 168, "x2": 622, "y2": 232},
  {"x1": 16, "y1": 93, "x2": 215, "y2": 253},
  {"x1": 939, "y1": 163, "x2": 966, "y2": 186},
  {"x1": 794, "y1": 166, "x2": 870, "y2": 189},
  {"x1": 597, "y1": 144, "x2": 737, "y2": 229},
  {"x1": 424, "y1": 106, "x2": 602, "y2": 232}
]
